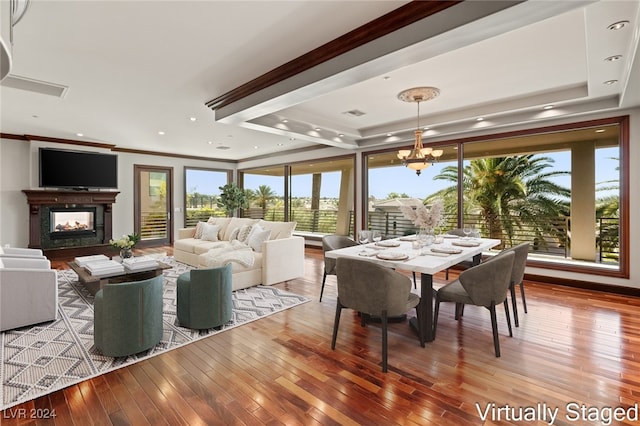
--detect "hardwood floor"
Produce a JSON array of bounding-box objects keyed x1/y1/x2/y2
[{"x1": 3, "y1": 246, "x2": 640, "y2": 425}]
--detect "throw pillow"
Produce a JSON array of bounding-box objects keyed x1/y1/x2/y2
[
  {"x1": 247, "y1": 226, "x2": 271, "y2": 252},
  {"x1": 201, "y1": 223, "x2": 220, "y2": 242},
  {"x1": 194, "y1": 221, "x2": 207, "y2": 239},
  {"x1": 236, "y1": 224, "x2": 254, "y2": 243},
  {"x1": 229, "y1": 227, "x2": 240, "y2": 241}
]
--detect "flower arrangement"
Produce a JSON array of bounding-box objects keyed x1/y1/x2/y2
[
  {"x1": 399, "y1": 199, "x2": 444, "y2": 230},
  {"x1": 109, "y1": 233, "x2": 140, "y2": 250}
]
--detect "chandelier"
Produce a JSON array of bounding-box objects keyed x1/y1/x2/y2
[{"x1": 397, "y1": 87, "x2": 443, "y2": 175}]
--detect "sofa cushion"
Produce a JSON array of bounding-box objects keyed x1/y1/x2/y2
[
  {"x1": 247, "y1": 225, "x2": 271, "y2": 252},
  {"x1": 257, "y1": 220, "x2": 297, "y2": 240},
  {"x1": 206, "y1": 217, "x2": 233, "y2": 239},
  {"x1": 193, "y1": 221, "x2": 206, "y2": 239},
  {"x1": 201, "y1": 223, "x2": 220, "y2": 242},
  {"x1": 174, "y1": 238, "x2": 200, "y2": 254},
  {"x1": 222, "y1": 218, "x2": 258, "y2": 241}
]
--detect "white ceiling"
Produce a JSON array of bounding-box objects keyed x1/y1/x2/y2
[{"x1": 1, "y1": 0, "x2": 639, "y2": 161}]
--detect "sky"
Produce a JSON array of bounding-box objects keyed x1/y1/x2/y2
[{"x1": 186, "y1": 147, "x2": 621, "y2": 200}]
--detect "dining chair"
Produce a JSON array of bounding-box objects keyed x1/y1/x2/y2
[
  {"x1": 433, "y1": 250, "x2": 515, "y2": 357},
  {"x1": 505, "y1": 242, "x2": 530, "y2": 327},
  {"x1": 320, "y1": 235, "x2": 358, "y2": 301},
  {"x1": 332, "y1": 257, "x2": 421, "y2": 372},
  {"x1": 444, "y1": 228, "x2": 475, "y2": 280}
]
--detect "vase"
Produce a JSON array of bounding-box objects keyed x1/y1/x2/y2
[{"x1": 120, "y1": 248, "x2": 133, "y2": 259}]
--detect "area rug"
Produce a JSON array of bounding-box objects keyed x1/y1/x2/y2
[{"x1": 0, "y1": 257, "x2": 309, "y2": 410}]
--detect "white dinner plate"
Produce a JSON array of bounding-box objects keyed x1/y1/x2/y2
[{"x1": 376, "y1": 252, "x2": 409, "y2": 261}]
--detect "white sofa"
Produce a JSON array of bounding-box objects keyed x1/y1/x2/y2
[
  {"x1": 0, "y1": 246, "x2": 46, "y2": 259},
  {"x1": 0, "y1": 257, "x2": 58, "y2": 331},
  {"x1": 174, "y1": 217, "x2": 305, "y2": 291}
]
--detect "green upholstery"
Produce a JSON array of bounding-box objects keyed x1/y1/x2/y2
[
  {"x1": 177, "y1": 263, "x2": 232, "y2": 329},
  {"x1": 320, "y1": 235, "x2": 358, "y2": 301},
  {"x1": 434, "y1": 250, "x2": 515, "y2": 357},
  {"x1": 331, "y1": 257, "x2": 421, "y2": 372},
  {"x1": 94, "y1": 275, "x2": 164, "y2": 357}
]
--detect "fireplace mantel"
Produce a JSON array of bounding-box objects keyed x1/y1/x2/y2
[{"x1": 22, "y1": 190, "x2": 120, "y2": 258}]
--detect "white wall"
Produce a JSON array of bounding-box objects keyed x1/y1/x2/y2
[{"x1": 0, "y1": 138, "x2": 31, "y2": 247}]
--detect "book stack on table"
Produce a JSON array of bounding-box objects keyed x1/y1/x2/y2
[
  {"x1": 82, "y1": 259, "x2": 125, "y2": 277},
  {"x1": 74, "y1": 254, "x2": 110, "y2": 268},
  {"x1": 122, "y1": 256, "x2": 159, "y2": 272}
]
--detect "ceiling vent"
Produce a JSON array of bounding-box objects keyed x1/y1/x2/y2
[
  {"x1": 1, "y1": 74, "x2": 68, "y2": 97},
  {"x1": 342, "y1": 109, "x2": 366, "y2": 117},
  {"x1": 216, "y1": 145, "x2": 231, "y2": 150}
]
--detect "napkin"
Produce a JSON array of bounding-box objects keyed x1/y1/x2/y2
[{"x1": 452, "y1": 241, "x2": 480, "y2": 247}]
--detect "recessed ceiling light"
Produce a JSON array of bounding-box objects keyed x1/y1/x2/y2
[
  {"x1": 277, "y1": 143, "x2": 284, "y2": 146},
  {"x1": 604, "y1": 55, "x2": 623, "y2": 62},
  {"x1": 608, "y1": 21, "x2": 629, "y2": 31},
  {"x1": 315, "y1": 128, "x2": 321, "y2": 131},
  {"x1": 253, "y1": 145, "x2": 259, "y2": 149},
  {"x1": 76, "y1": 133, "x2": 83, "y2": 137},
  {"x1": 207, "y1": 141, "x2": 213, "y2": 145},
  {"x1": 476, "y1": 117, "x2": 484, "y2": 121},
  {"x1": 189, "y1": 117, "x2": 196, "y2": 122},
  {"x1": 158, "y1": 131, "x2": 165, "y2": 135},
  {"x1": 282, "y1": 119, "x2": 288, "y2": 123},
  {"x1": 289, "y1": 137, "x2": 296, "y2": 141},
  {"x1": 603, "y1": 79, "x2": 618, "y2": 85},
  {"x1": 338, "y1": 133, "x2": 344, "y2": 137},
  {"x1": 386, "y1": 133, "x2": 393, "y2": 137},
  {"x1": 543, "y1": 105, "x2": 554, "y2": 110},
  {"x1": 423, "y1": 126, "x2": 430, "y2": 131},
  {"x1": 595, "y1": 129, "x2": 606, "y2": 133}
]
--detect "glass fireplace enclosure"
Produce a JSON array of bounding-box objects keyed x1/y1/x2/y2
[{"x1": 49, "y1": 207, "x2": 96, "y2": 238}]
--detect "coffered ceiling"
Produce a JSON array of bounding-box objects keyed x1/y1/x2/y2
[{"x1": 1, "y1": 1, "x2": 638, "y2": 162}]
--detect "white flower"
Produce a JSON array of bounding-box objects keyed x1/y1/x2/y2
[{"x1": 399, "y1": 200, "x2": 444, "y2": 229}]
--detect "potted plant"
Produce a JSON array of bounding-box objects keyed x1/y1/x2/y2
[
  {"x1": 109, "y1": 233, "x2": 140, "y2": 259},
  {"x1": 217, "y1": 183, "x2": 249, "y2": 217}
]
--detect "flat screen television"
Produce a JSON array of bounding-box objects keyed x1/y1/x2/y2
[{"x1": 39, "y1": 148, "x2": 118, "y2": 190}]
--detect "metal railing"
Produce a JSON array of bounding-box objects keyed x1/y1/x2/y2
[{"x1": 183, "y1": 206, "x2": 619, "y2": 264}]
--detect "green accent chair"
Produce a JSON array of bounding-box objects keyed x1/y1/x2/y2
[
  {"x1": 94, "y1": 275, "x2": 164, "y2": 357},
  {"x1": 433, "y1": 250, "x2": 515, "y2": 357},
  {"x1": 177, "y1": 263, "x2": 233, "y2": 329},
  {"x1": 331, "y1": 257, "x2": 421, "y2": 372}
]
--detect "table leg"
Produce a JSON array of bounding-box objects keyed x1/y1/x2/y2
[{"x1": 409, "y1": 272, "x2": 434, "y2": 346}]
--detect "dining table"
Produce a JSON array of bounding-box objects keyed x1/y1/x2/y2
[{"x1": 325, "y1": 234, "x2": 502, "y2": 346}]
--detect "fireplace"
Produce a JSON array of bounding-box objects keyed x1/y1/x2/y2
[
  {"x1": 23, "y1": 190, "x2": 119, "y2": 258},
  {"x1": 50, "y1": 207, "x2": 96, "y2": 239}
]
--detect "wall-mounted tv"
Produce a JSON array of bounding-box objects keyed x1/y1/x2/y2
[{"x1": 39, "y1": 148, "x2": 118, "y2": 190}]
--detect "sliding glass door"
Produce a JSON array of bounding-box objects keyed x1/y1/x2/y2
[{"x1": 134, "y1": 165, "x2": 173, "y2": 246}]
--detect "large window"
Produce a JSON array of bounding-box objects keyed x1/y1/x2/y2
[
  {"x1": 364, "y1": 116, "x2": 628, "y2": 278},
  {"x1": 240, "y1": 156, "x2": 355, "y2": 235},
  {"x1": 183, "y1": 168, "x2": 230, "y2": 226}
]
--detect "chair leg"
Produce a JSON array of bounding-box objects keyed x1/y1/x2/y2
[
  {"x1": 412, "y1": 272, "x2": 417, "y2": 289},
  {"x1": 381, "y1": 310, "x2": 388, "y2": 373},
  {"x1": 503, "y1": 299, "x2": 513, "y2": 337},
  {"x1": 320, "y1": 270, "x2": 327, "y2": 302},
  {"x1": 433, "y1": 295, "x2": 441, "y2": 339},
  {"x1": 415, "y1": 305, "x2": 424, "y2": 347},
  {"x1": 331, "y1": 300, "x2": 343, "y2": 350},
  {"x1": 510, "y1": 282, "x2": 519, "y2": 327},
  {"x1": 489, "y1": 303, "x2": 501, "y2": 357},
  {"x1": 520, "y1": 282, "x2": 528, "y2": 313},
  {"x1": 445, "y1": 268, "x2": 449, "y2": 280}
]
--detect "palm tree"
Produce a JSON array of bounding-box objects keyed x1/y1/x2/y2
[
  {"x1": 254, "y1": 185, "x2": 277, "y2": 216},
  {"x1": 427, "y1": 155, "x2": 570, "y2": 247}
]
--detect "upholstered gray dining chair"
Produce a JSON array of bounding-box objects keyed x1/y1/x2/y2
[
  {"x1": 320, "y1": 235, "x2": 358, "y2": 301},
  {"x1": 332, "y1": 257, "x2": 421, "y2": 372},
  {"x1": 444, "y1": 228, "x2": 476, "y2": 280},
  {"x1": 505, "y1": 242, "x2": 530, "y2": 327},
  {"x1": 433, "y1": 250, "x2": 515, "y2": 357}
]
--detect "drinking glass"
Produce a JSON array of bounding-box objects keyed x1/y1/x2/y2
[
  {"x1": 371, "y1": 230, "x2": 382, "y2": 243},
  {"x1": 358, "y1": 230, "x2": 370, "y2": 245},
  {"x1": 463, "y1": 225, "x2": 472, "y2": 239}
]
